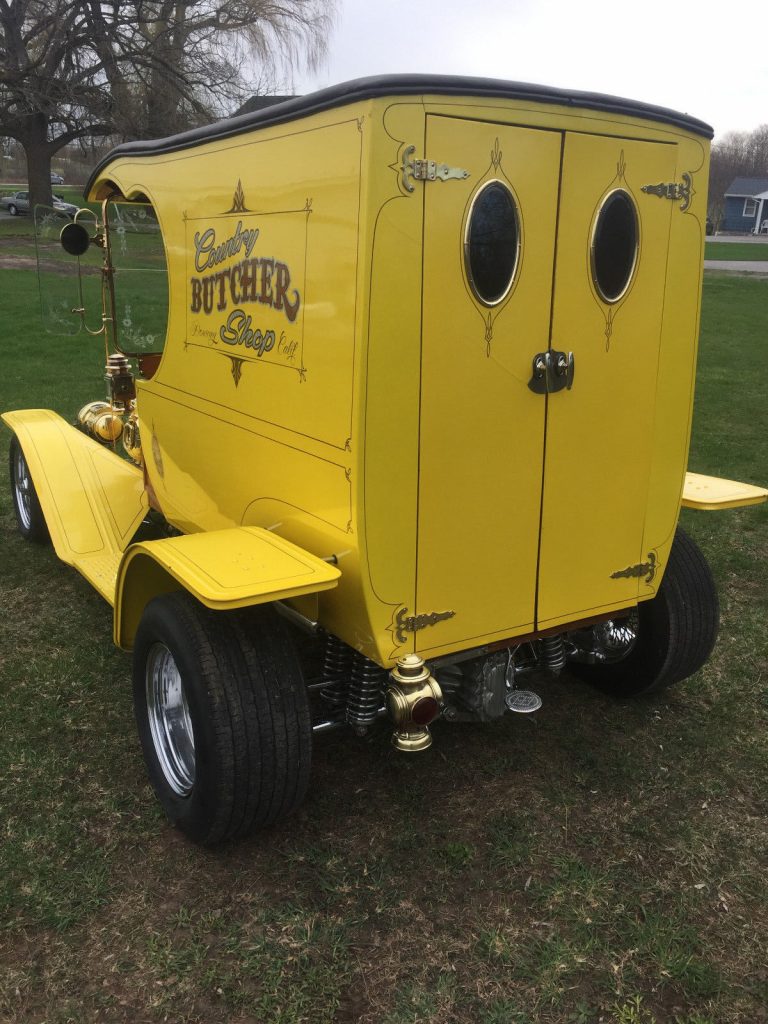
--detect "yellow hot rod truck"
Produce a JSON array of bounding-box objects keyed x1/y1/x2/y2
[{"x1": 4, "y1": 76, "x2": 766, "y2": 844}]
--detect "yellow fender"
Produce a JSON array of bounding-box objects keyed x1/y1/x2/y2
[
  {"x1": 2, "y1": 409, "x2": 148, "y2": 601},
  {"x1": 2, "y1": 409, "x2": 340, "y2": 650},
  {"x1": 115, "y1": 528, "x2": 340, "y2": 649}
]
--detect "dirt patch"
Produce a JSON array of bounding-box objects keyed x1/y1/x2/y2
[{"x1": 0, "y1": 255, "x2": 37, "y2": 270}]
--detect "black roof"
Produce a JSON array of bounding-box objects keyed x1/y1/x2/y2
[
  {"x1": 86, "y1": 74, "x2": 714, "y2": 195},
  {"x1": 231, "y1": 94, "x2": 295, "y2": 117}
]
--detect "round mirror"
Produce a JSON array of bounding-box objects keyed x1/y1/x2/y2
[
  {"x1": 60, "y1": 221, "x2": 91, "y2": 256},
  {"x1": 464, "y1": 180, "x2": 520, "y2": 306},
  {"x1": 591, "y1": 190, "x2": 639, "y2": 303}
]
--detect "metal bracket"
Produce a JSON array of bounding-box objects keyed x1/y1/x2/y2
[
  {"x1": 395, "y1": 606, "x2": 455, "y2": 644},
  {"x1": 401, "y1": 145, "x2": 470, "y2": 193},
  {"x1": 641, "y1": 172, "x2": 693, "y2": 212},
  {"x1": 610, "y1": 552, "x2": 657, "y2": 584}
]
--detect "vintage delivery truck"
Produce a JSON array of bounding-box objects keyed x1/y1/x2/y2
[{"x1": 4, "y1": 75, "x2": 766, "y2": 844}]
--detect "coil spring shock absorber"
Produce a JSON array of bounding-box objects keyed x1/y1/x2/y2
[
  {"x1": 320, "y1": 634, "x2": 354, "y2": 709},
  {"x1": 346, "y1": 652, "x2": 387, "y2": 735},
  {"x1": 540, "y1": 634, "x2": 566, "y2": 675}
]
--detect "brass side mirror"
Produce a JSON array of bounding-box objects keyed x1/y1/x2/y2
[{"x1": 60, "y1": 221, "x2": 91, "y2": 256}]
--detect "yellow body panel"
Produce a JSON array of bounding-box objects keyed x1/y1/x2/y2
[
  {"x1": 115, "y1": 527, "x2": 340, "y2": 647},
  {"x1": 682, "y1": 472, "x2": 768, "y2": 510},
  {"x1": 2, "y1": 410, "x2": 147, "y2": 602}
]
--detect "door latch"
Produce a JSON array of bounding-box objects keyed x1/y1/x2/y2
[{"x1": 528, "y1": 350, "x2": 575, "y2": 395}]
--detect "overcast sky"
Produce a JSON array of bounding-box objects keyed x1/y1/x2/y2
[{"x1": 295, "y1": 0, "x2": 766, "y2": 140}]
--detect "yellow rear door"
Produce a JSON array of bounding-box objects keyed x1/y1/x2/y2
[
  {"x1": 537, "y1": 133, "x2": 677, "y2": 627},
  {"x1": 416, "y1": 116, "x2": 562, "y2": 654},
  {"x1": 416, "y1": 118, "x2": 679, "y2": 654}
]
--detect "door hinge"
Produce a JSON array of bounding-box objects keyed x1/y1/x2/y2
[
  {"x1": 395, "y1": 606, "x2": 456, "y2": 644},
  {"x1": 640, "y1": 172, "x2": 693, "y2": 212},
  {"x1": 401, "y1": 145, "x2": 470, "y2": 193}
]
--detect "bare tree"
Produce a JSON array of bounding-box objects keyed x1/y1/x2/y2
[
  {"x1": 0, "y1": 1, "x2": 334, "y2": 210},
  {"x1": 708, "y1": 124, "x2": 768, "y2": 229}
]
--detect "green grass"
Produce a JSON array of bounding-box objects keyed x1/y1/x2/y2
[
  {"x1": 0, "y1": 225, "x2": 766, "y2": 1023},
  {"x1": 704, "y1": 241, "x2": 768, "y2": 261}
]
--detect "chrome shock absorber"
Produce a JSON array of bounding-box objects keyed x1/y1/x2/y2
[
  {"x1": 540, "y1": 634, "x2": 566, "y2": 675},
  {"x1": 320, "y1": 634, "x2": 354, "y2": 709},
  {"x1": 346, "y1": 652, "x2": 387, "y2": 735}
]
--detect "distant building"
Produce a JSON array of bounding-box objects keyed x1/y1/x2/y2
[{"x1": 722, "y1": 177, "x2": 768, "y2": 234}]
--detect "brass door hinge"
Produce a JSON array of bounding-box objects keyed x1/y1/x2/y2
[
  {"x1": 395, "y1": 607, "x2": 455, "y2": 644},
  {"x1": 641, "y1": 172, "x2": 693, "y2": 212},
  {"x1": 401, "y1": 145, "x2": 470, "y2": 193}
]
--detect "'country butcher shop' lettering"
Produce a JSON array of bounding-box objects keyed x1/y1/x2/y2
[{"x1": 189, "y1": 221, "x2": 300, "y2": 323}]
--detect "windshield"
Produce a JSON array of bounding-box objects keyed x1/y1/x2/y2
[
  {"x1": 107, "y1": 201, "x2": 169, "y2": 355},
  {"x1": 35, "y1": 205, "x2": 103, "y2": 336}
]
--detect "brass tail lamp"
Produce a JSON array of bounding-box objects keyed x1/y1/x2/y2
[{"x1": 387, "y1": 654, "x2": 443, "y2": 752}]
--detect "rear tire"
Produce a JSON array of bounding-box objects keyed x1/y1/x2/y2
[
  {"x1": 9, "y1": 435, "x2": 49, "y2": 543},
  {"x1": 567, "y1": 527, "x2": 719, "y2": 696},
  {"x1": 133, "y1": 592, "x2": 312, "y2": 844}
]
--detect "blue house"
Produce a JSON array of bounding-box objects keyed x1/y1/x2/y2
[{"x1": 722, "y1": 177, "x2": 768, "y2": 233}]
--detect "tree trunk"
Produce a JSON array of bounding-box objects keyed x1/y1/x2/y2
[{"x1": 18, "y1": 114, "x2": 54, "y2": 213}]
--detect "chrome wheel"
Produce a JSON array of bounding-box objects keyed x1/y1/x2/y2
[
  {"x1": 145, "y1": 643, "x2": 196, "y2": 796},
  {"x1": 13, "y1": 447, "x2": 33, "y2": 532},
  {"x1": 568, "y1": 608, "x2": 640, "y2": 665},
  {"x1": 592, "y1": 610, "x2": 640, "y2": 663}
]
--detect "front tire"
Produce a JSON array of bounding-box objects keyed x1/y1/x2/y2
[
  {"x1": 567, "y1": 527, "x2": 719, "y2": 696},
  {"x1": 133, "y1": 592, "x2": 312, "y2": 844},
  {"x1": 9, "y1": 435, "x2": 49, "y2": 543},
  {"x1": 8, "y1": 204, "x2": 17, "y2": 216}
]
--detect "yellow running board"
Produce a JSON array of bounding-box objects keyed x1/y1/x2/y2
[
  {"x1": 682, "y1": 472, "x2": 768, "y2": 510},
  {"x1": 3, "y1": 409, "x2": 147, "y2": 603}
]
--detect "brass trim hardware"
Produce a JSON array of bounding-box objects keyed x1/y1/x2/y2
[
  {"x1": 641, "y1": 172, "x2": 693, "y2": 212},
  {"x1": 122, "y1": 413, "x2": 143, "y2": 465},
  {"x1": 387, "y1": 654, "x2": 443, "y2": 753},
  {"x1": 610, "y1": 552, "x2": 657, "y2": 584},
  {"x1": 395, "y1": 606, "x2": 455, "y2": 645},
  {"x1": 528, "y1": 350, "x2": 575, "y2": 395},
  {"x1": 400, "y1": 145, "x2": 470, "y2": 193},
  {"x1": 76, "y1": 401, "x2": 123, "y2": 444}
]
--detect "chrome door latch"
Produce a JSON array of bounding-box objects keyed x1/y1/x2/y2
[
  {"x1": 528, "y1": 350, "x2": 575, "y2": 395},
  {"x1": 401, "y1": 146, "x2": 470, "y2": 193}
]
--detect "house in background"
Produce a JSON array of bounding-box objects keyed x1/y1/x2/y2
[{"x1": 722, "y1": 177, "x2": 768, "y2": 233}]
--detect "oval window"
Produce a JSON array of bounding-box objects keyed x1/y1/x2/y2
[
  {"x1": 591, "y1": 190, "x2": 639, "y2": 303},
  {"x1": 464, "y1": 181, "x2": 520, "y2": 306}
]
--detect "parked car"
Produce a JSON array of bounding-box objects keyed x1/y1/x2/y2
[
  {"x1": 4, "y1": 75, "x2": 767, "y2": 846},
  {"x1": 52, "y1": 196, "x2": 78, "y2": 218},
  {"x1": 1, "y1": 190, "x2": 29, "y2": 215},
  {"x1": 1, "y1": 190, "x2": 77, "y2": 218},
  {"x1": 50, "y1": 172, "x2": 65, "y2": 185}
]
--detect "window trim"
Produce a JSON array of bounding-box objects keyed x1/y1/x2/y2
[
  {"x1": 743, "y1": 198, "x2": 758, "y2": 218},
  {"x1": 590, "y1": 188, "x2": 640, "y2": 305},
  {"x1": 463, "y1": 178, "x2": 521, "y2": 309}
]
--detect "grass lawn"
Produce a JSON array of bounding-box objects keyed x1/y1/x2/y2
[
  {"x1": 704, "y1": 241, "x2": 768, "y2": 261},
  {"x1": 0, "y1": 222, "x2": 766, "y2": 1024}
]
